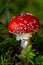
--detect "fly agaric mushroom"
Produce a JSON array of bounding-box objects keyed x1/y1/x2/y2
[{"x1": 8, "y1": 13, "x2": 40, "y2": 48}]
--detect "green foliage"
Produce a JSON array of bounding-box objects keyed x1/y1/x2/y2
[
  {"x1": 31, "y1": 25, "x2": 43, "y2": 54},
  {"x1": 0, "y1": 22, "x2": 43, "y2": 65},
  {"x1": 0, "y1": 51, "x2": 11, "y2": 65},
  {"x1": 35, "y1": 56, "x2": 43, "y2": 65},
  {"x1": 16, "y1": 45, "x2": 35, "y2": 65}
]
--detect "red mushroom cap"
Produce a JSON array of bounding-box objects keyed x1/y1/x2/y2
[{"x1": 8, "y1": 13, "x2": 40, "y2": 34}]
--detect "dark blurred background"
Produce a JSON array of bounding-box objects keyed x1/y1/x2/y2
[{"x1": 0, "y1": 0, "x2": 43, "y2": 24}]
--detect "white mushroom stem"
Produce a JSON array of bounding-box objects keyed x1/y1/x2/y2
[
  {"x1": 21, "y1": 39, "x2": 29, "y2": 48},
  {"x1": 16, "y1": 33, "x2": 33, "y2": 48}
]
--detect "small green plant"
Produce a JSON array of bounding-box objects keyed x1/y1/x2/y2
[{"x1": 16, "y1": 45, "x2": 36, "y2": 65}]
